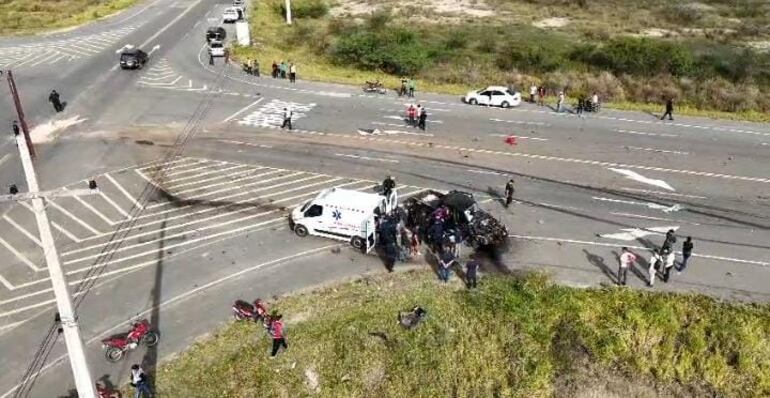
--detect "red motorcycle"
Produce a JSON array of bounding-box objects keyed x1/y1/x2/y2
[
  {"x1": 232, "y1": 299, "x2": 269, "y2": 323},
  {"x1": 101, "y1": 319, "x2": 159, "y2": 362}
]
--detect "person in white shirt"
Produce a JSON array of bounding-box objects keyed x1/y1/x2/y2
[
  {"x1": 557, "y1": 91, "x2": 565, "y2": 113},
  {"x1": 662, "y1": 247, "x2": 676, "y2": 282},
  {"x1": 648, "y1": 250, "x2": 663, "y2": 287},
  {"x1": 281, "y1": 107, "x2": 293, "y2": 130},
  {"x1": 289, "y1": 63, "x2": 297, "y2": 83},
  {"x1": 529, "y1": 84, "x2": 537, "y2": 103},
  {"x1": 618, "y1": 247, "x2": 636, "y2": 286},
  {"x1": 590, "y1": 92, "x2": 599, "y2": 112}
]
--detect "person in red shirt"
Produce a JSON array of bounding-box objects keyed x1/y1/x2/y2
[
  {"x1": 407, "y1": 105, "x2": 417, "y2": 127},
  {"x1": 269, "y1": 314, "x2": 288, "y2": 357}
]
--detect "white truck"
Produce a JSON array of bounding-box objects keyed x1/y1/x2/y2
[{"x1": 290, "y1": 188, "x2": 386, "y2": 252}]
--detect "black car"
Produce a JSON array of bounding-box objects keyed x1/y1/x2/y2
[
  {"x1": 119, "y1": 48, "x2": 148, "y2": 70},
  {"x1": 206, "y1": 26, "x2": 226, "y2": 43}
]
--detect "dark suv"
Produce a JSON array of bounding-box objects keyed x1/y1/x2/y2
[
  {"x1": 206, "y1": 26, "x2": 226, "y2": 43},
  {"x1": 119, "y1": 48, "x2": 148, "y2": 70}
]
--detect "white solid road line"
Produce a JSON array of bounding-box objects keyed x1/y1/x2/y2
[
  {"x1": 139, "y1": 0, "x2": 206, "y2": 50},
  {"x1": 610, "y1": 212, "x2": 700, "y2": 226},
  {"x1": 508, "y1": 234, "x2": 770, "y2": 267},
  {"x1": 0, "y1": 273, "x2": 13, "y2": 290},
  {"x1": 218, "y1": 139, "x2": 273, "y2": 148},
  {"x1": 490, "y1": 118, "x2": 548, "y2": 126},
  {"x1": 70, "y1": 191, "x2": 117, "y2": 226},
  {"x1": 105, "y1": 173, "x2": 144, "y2": 211},
  {"x1": 3, "y1": 215, "x2": 42, "y2": 246},
  {"x1": 0, "y1": 236, "x2": 40, "y2": 272},
  {"x1": 0, "y1": 245, "x2": 337, "y2": 398},
  {"x1": 335, "y1": 153, "x2": 400, "y2": 163},
  {"x1": 626, "y1": 146, "x2": 690, "y2": 155},
  {"x1": 164, "y1": 164, "x2": 252, "y2": 188},
  {"x1": 223, "y1": 97, "x2": 265, "y2": 123},
  {"x1": 51, "y1": 221, "x2": 82, "y2": 243},
  {"x1": 47, "y1": 200, "x2": 101, "y2": 235},
  {"x1": 592, "y1": 196, "x2": 682, "y2": 213},
  {"x1": 99, "y1": 191, "x2": 130, "y2": 219}
]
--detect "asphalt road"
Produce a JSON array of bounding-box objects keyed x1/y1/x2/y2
[{"x1": 0, "y1": 0, "x2": 768, "y2": 396}]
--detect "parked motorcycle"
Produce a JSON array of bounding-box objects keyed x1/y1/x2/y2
[
  {"x1": 363, "y1": 81, "x2": 387, "y2": 94},
  {"x1": 101, "y1": 319, "x2": 159, "y2": 362}
]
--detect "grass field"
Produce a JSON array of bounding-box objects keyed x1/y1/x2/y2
[
  {"x1": 0, "y1": 0, "x2": 139, "y2": 36},
  {"x1": 230, "y1": 0, "x2": 770, "y2": 122},
  {"x1": 147, "y1": 270, "x2": 770, "y2": 397}
]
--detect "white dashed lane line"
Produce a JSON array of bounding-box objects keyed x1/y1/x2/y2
[{"x1": 625, "y1": 146, "x2": 690, "y2": 155}]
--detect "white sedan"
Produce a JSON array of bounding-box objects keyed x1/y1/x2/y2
[
  {"x1": 463, "y1": 86, "x2": 522, "y2": 108},
  {"x1": 222, "y1": 7, "x2": 241, "y2": 23},
  {"x1": 209, "y1": 40, "x2": 225, "y2": 57}
]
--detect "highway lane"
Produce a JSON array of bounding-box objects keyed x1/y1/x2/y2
[{"x1": 0, "y1": 0, "x2": 768, "y2": 395}]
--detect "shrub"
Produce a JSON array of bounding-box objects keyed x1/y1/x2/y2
[
  {"x1": 572, "y1": 37, "x2": 695, "y2": 77},
  {"x1": 495, "y1": 42, "x2": 565, "y2": 73},
  {"x1": 275, "y1": 0, "x2": 328, "y2": 19},
  {"x1": 330, "y1": 27, "x2": 430, "y2": 75}
]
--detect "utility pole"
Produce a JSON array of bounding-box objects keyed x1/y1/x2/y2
[
  {"x1": 4, "y1": 70, "x2": 97, "y2": 398},
  {"x1": 285, "y1": 0, "x2": 292, "y2": 25},
  {"x1": 6, "y1": 70, "x2": 35, "y2": 159}
]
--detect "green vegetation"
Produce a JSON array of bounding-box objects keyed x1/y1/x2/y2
[
  {"x1": 0, "y1": 0, "x2": 139, "y2": 35},
  {"x1": 149, "y1": 270, "x2": 770, "y2": 397},
  {"x1": 232, "y1": 0, "x2": 770, "y2": 120}
]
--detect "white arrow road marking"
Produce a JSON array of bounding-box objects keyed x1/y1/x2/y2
[
  {"x1": 147, "y1": 44, "x2": 161, "y2": 56},
  {"x1": 114, "y1": 44, "x2": 132, "y2": 54},
  {"x1": 609, "y1": 168, "x2": 675, "y2": 191},
  {"x1": 357, "y1": 128, "x2": 433, "y2": 137},
  {"x1": 334, "y1": 153, "x2": 399, "y2": 163},
  {"x1": 619, "y1": 188, "x2": 707, "y2": 199},
  {"x1": 593, "y1": 196, "x2": 683, "y2": 213},
  {"x1": 599, "y1": 225, "x2": 679, "y2": 241}
]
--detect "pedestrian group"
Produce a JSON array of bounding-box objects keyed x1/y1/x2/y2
[{"x1": 616, "y1": 229, "x2": 695, "y2": 288}]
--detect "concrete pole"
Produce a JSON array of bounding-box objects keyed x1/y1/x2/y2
[
  {"x1": 14, "y1": 131, "x2": 96, "y2": 397},
  {"x1": 285, "y1": 0, "x2": 292, "y2": 24}
]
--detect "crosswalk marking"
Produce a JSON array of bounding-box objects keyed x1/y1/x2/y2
[
  {"x1": 238, "y1": 99, "x2": 317, "y2": 128},
  {"x1": 0, "y1": 156, "x2": 438, "y2": 325}
]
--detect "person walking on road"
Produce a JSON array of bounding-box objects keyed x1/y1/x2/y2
[
  {"x1": 269, "y1": 314, "x2": 288, "y2": 357},
  {"x1": 537, "y1": 86, "x2": 546, "y2": 106},
  {"x1": 12, "y1": 121, "x2": 19, "y2": 136},
  {"x1": 49, "y1": 90, "x2": 63, "y2": 112},
  {"x1": 504, "y1": 178, "x2": 515, "y2": 208},
  {"x1": 556, "y1": 91, "x2": 565, "y2": 113},
  {"x1": 529, "y1": 84, "x2": 537, "y2": 103},
  {"x1": 662, "y1": 247, "x2": 676, "y2": 282},
  {"x1": 618, "y1": 247, "x2": 636, "y2": 286},
  {"x1": 289, "y1": 62, "x2": 297, "y2": 83},
  {"x1": 271, "y1": 61, "x2": 278, "y2": 78},
  {"x1": 465, "y1": 255, "x2": 480, "y2": 289},
  {"x1": 418, "y1": 106, "x2": 427, "y2": 130},
  {"x1": 679, "y1": 237, "x2": 694, "y2": 273},
  {"x1": 648, "y1": 249, "x2": 663, "y2": 287},
  {"x1": 130, "y1": 364, "x2": 152, "y2": 398},
  {"x1": 662, "y1": 229, "x2": 676, "y2": 252},
  {"x1": 407, "y1": 104, "x2": 417, "y2": 127},
  {"x1": 576, "y1": 96, "x2": 585, "y2": 118},
  {"x1": 279, "y1": 61, "x2": 287, "y2": 79},
  {"x1": 281, "y1": 107, "x2": 293, "y2": 130},
  {"x1": 661, "y1": 97, "x2": 674, "y2": 120}
]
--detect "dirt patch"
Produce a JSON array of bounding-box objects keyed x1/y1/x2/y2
[
  {"x1": 330, "y1": 0, "x2": 495, "y2": 19},
  {"x1": 747, "y1": 41, "x2": 770, "y2": 52},
  {"x1": 533, "y1": 17, "x2": 569, "y2": 28},
  {"x1": 635, "y1": 28, "x2": 676, "y2": 38}
]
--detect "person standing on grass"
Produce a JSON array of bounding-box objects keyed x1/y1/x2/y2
[
  {"x1": 269, "y1": 314, "x2": 288, "y2": 357},
  {"x1": 679, "y1": 237, "x2": 694, "y2": 273},
  {"x1": 618, "y1": 247, "x2": 637, "y2": 286},
  {"x1": 271, "y1": 61, "x2": 278, "y2": 78},
  {"x1": 556, "y1": 91, "x2": 565, "y2": 113},
  {"x1": 466, "y1": 255, "x2": 480, "y2": 289},
  {"x1": 408, "y1": 78, "x2": 416, "y2": 98},
  {"x1": 224, "y1": 48, "x2": 230, "y2": 64},
  {"x1": 289, "y1": 62, "x2": 297, "y2": 83},
  {"x1": 529, "y1": 84, "x2": 537, "y2": 103},
  {"x1": 661, "y1": 97, "x2": 674, "y2": 120},
  {"x1": 281, "y1": 107, "x2": 293, "y2": 130},
  {"x1": 130, "y1": 364, "x2": 152, "y2": 398},
  {"x1": 244, "y1": 58, "x2": 252, "y2": 75},
  {"x1": 438, "y1": 247, "x2": 455, "y2": 283},
  {"x1": 280, "y1": 61, "x2": 287, "y2": 79}
]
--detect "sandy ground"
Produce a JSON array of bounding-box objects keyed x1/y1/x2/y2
[
  {"x1": 532, "y1": 17, "x2": 569, "y2": 29},
  {"x1": 330, "y1": 0, "x2": 495, "y2": 19}
]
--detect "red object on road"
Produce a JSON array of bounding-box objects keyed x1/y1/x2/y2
[
  {"x1": 504, "y1": 135, "x2": 518, "y2": 146},
  {"x1": 100, "y1": 319, "x2": 159, "y2": 362}
]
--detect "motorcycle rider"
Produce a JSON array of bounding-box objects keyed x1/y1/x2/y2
[{"x1": 504, "y1": 179, "x2": 515, "y2": 208}]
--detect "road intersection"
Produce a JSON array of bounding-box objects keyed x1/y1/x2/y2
[{"x1": 0, "y1": 0, "x2": 768, "y2": 396}]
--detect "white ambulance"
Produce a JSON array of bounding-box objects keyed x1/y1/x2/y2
[{"x1": 290, "y1": 188, "x2": 386, "y2": 252}]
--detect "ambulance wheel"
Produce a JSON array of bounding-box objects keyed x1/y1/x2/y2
[
  {"x1": 351, "y1": 237, "x2": 365, "y2": 251},
  {"x1": 294, "y1": 225, "x2": 308, "y2": 237}
]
